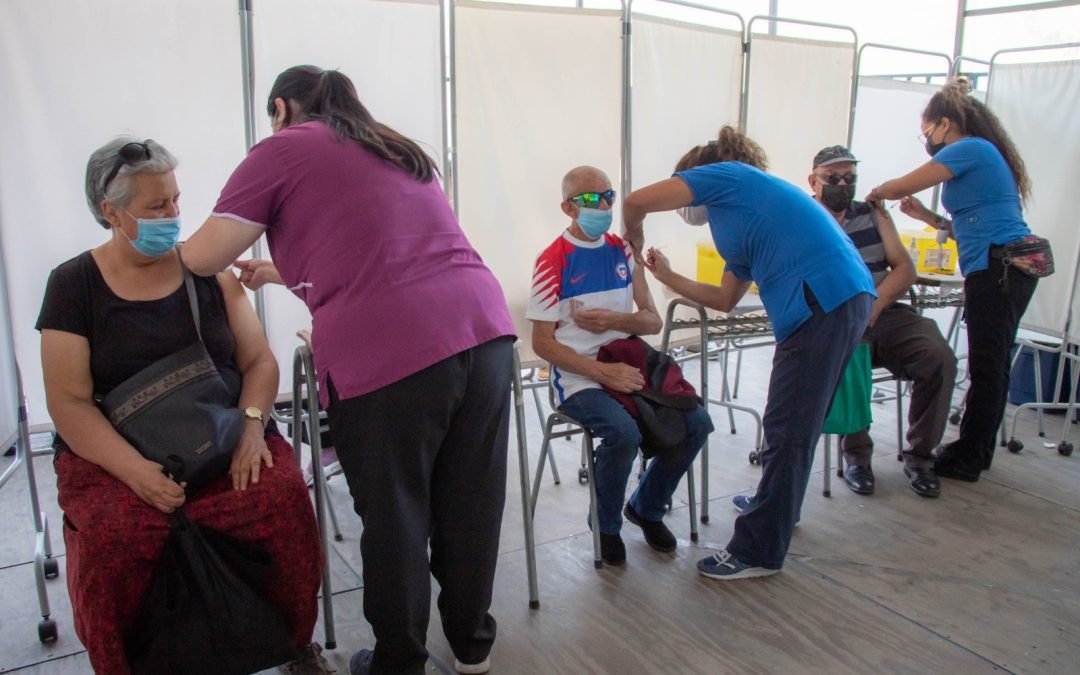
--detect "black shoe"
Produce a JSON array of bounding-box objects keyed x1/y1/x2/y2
[
  {"x1": 599, "y1": 533, "x2": 626, "y2": 566},
  {"x1": 934, "y1": 460, "x2": 980, "y2": 482},
  {"x1": 842, "y1": 465, "x2": 875, "y2": 495},
  {"x1": 623, "y1": 503, "x2": 677, "y2": 553},
  {"x1": 903, "y1": 466, "x2": 941, "y2": 498}
]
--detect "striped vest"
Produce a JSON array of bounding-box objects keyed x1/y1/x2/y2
[{"x1": 841, "y1": 202, "x2": 888, "y2": 287}]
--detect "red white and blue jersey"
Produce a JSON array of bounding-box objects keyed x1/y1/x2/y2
[{"x1": 526, "y1": 230, "x2": 635, "y2": 402}]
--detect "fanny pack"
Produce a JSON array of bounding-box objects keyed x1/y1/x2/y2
[{"x1": 990, "y1": 235, "x2": 1054, "y2": 288}]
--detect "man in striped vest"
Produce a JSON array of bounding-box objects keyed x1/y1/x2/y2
[{"x1": 809, "y1": 146, "x2": 956, "y2": 499}]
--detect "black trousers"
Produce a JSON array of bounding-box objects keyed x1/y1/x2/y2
[
  {"x1": 328, "y1": 336, "x2": 513, "y2": 675},
  {"x1": 942, "y1": 261, "x2": 1037, "y2": 474}
]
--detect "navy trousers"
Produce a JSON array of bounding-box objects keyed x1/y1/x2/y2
[{"x1": 726, "y1": 290, "x2": 872, "y2": 569}]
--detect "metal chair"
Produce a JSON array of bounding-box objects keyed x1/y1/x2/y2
[
  {"x1": 0, "y1": 362, "x2": 59, "y2": 642},
  {"x1": 268, "y1": 337, "x2": 338, "y2": 650},
  {"x1": 527, "y1": 367, "x2": 699, "y2": 570}
]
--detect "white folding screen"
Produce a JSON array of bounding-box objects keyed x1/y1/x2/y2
[
  {"x1": 454, "y1": 2, "x2": 623, "y2": 359},
  {"x1": 0, "y1": 0, "x2": 245, "y2": 427},
  {"x1": 849, "y1": 77, "x2": 940, "y2": 232},
  {"x1": 988, "y1": 59, "x2": 1080, "y2": 340},
  {"x1": 630, "y1": 15, "x2": 743, "y2": 308},
  {"x1": 251, "y1": 0, "x2": 444, "y2": 380},
  {"x1": 745, "y1": 33, "x2": 856, "y2": 188},
  {"x1": 0, "y1": 229, "x2": 19, "y2": 448}
]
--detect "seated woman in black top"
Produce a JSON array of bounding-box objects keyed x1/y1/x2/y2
[{"x1": 36, "y1": 137, "x2": 329, "y2": 674}]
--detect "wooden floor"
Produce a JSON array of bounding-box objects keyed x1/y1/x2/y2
[{"x1": 2, "y1": 343, "x2": 1079, "y2": 674}]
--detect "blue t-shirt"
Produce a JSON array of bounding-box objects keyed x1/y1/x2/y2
[
  {"x1": 675, "y1": 162, "x2": 876, "y2": 343},
  {"x1": 934, "y1": 137, "x2": 1030, "y2": 275}
]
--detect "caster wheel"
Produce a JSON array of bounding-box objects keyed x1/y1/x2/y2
[
  {"x1": 1007, "y1": 439, "x2": 1023, "y2": 454},
  {"x1": 38, "y1": 618, "x2": 58, "y2": 643},
  {"x1": 949, "y1": 412, "x2": 961, "y2": 425},
  {"x1": 577, "y1": 468, "x2": 589, "y2": 485},
  {"x1": 43, "y1": 557, "x2": 59, "y2": 579},
  {"x1": 1059, "y1": 442, "x2": 1074, "y2": 457},
  {"x1": 748, "y1": 451, "x2": 760, "y2": 465}
]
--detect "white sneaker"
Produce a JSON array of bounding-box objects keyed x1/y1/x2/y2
[{"x1": 454, "y1": 657, "x2": 490, "y2": 674}]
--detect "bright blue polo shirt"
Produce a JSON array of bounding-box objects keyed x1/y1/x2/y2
[
  {"x1": 933, "y1": 137, "x2": 1030, "y2": 275},
  {"x1": 675, "y1": 162, "x2": 875, "y2": 343}
]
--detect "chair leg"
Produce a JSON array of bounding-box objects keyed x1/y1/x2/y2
[
  {"x1": 530, "y1": 417, "x2": 557, "y2": 516},
  {"x1": 584, "y1": 435, "x2": 602, "y2": 569},
  {"x1": 686, "y1": 459, "x2": 699, "y2": 542},
  {"x1": 823, "y1": 435, "x2": 831, "y2": 497},
  {"x1": 896, "y1": 378, "x2": 905, "y2": 462},
  {"x1": 531, "y1": 386, "x2": 562, "y2": 483}
]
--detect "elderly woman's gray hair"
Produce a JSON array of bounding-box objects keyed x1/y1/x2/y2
[{"x1": 85, "y1": 137, "x2": 178, "y2": 228}]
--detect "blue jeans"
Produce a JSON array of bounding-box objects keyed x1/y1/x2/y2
[{"x1": 559, "y1": 388, "x2": 712, "y2": 535}]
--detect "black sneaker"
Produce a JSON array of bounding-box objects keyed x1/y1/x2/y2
[
  {"x1": 599, "y1": 533, "x2": 626, "y2": 566},
  {"x1": 623, "y1": 503, "x2": 677, "y2": 553}
]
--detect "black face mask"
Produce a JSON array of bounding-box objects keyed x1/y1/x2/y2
[
  {"x1": 820, "y1": 183, "x2": 856, "y2": 213},
  {"x1": 925, "y1": 138, "x2": 946, "y2": 157}
]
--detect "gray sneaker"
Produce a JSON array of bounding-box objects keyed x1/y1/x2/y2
[{"x1": 697, "y1": 549, "x2": 779, "y2": 580}]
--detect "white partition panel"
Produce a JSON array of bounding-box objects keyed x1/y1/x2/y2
[
  {"x1": 455, "y1": 3, "x2": 624, "y2": 359},
  {"x1": 0, "y1": 227, "x2": 19, "y2": 448},
  {"x1": 988, "y1": 60, "x2": 1080, "y2": 340},
  {"x1": 746, "y1": 34, "x2": 855, "y2": 188},
  {"x1": 0, "y1": 0, "x2": 245, "y2": 426},
  {"x1": 253, "y1": 0, "x2": 444, "y2": 379},
  {"x1": 630, "y1": 15, "x2": 743, "y2": 302},
  {"x1": 850, "y1": 77, "x2": 939, "y2": 232}
]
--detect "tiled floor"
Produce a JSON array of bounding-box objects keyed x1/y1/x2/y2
[{"x1": 2, "y1": 341, "x2": 1078, "y2": 674}]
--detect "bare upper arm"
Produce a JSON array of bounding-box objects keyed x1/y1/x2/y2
[
  {"x1": 885, "y1": 160, "x2": 954, "y2": 198},
  {"x1": 216, "y1": 271, "x2": 276, "y2": 377},
  {"x1": 182, "y1": 216, "x2": 264, "y2": 276},
  {"x1": 632, "y1": 266, "x2": 658, "y2": 316},
  {"x1": 40, "y1": 329, "x2": 94, "y2": 409},
  {"x1": 874, "y1": 209, "x2": 916, "y2": 281}
]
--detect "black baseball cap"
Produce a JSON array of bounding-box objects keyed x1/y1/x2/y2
[{"x1": 813, "y1": 145, "x2": 859, "y2": 168}]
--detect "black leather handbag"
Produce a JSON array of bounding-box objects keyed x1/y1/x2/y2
[{"x1": 97, "y1": 262, "x2": 244, "y2": 493}]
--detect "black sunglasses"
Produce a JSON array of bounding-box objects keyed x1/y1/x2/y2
[
  {"x1": 814, "y1": 171, "x2": 857, "y2": 186},
  {"x1": 102, "y1": 141, "x2": 153, "y2": 193},
  {"x1": 570, "y1": 190, "x2": 616, "y2": 208}
]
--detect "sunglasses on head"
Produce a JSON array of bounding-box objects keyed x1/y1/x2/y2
[
  {"x1": 102, "y1": 141, "x2": 153, "y2": 193},
  {"x1": 814, "y1": 171, "x2": 857, "y2": 186},
  {"x1": 569, "y1": 190, "x2": 616, "y2": 208}
]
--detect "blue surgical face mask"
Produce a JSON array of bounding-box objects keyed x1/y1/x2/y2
[
  {"x1": 576, "y1": 206, "x2": 612, "y2": 239},
  {"x1": 120, "y1": 211, "x2": 181, "y2": 257}
]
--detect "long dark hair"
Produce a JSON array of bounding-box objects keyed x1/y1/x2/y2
[
  {"x1": 267, "y1": 65, "x2": 438, "y2": 183},
  {"x1": 675, "y1": 125, "x2": 769, "y2": 172},
  {"x1": 923, "y1": 76, "x2": 1031, "y2": 204}
]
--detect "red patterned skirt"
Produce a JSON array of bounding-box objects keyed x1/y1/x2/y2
[{"x1": 56, "y1": 432, "x2": 323, "y2": 675}]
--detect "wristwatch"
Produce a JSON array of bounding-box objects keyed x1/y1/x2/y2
[{"x1": 243, "y1": 406, "x2": 265, "y2": 424}]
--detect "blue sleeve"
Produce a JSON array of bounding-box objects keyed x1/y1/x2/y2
[
  {"x1": 726, "y1": 262, "x2": 751, "y2": 280},
  {"x1": 933, "y1": 138, "x2": 982, "y2": 179},
  {"x1": 674, "y1": 163, "x2": 739, "y2": 208}
]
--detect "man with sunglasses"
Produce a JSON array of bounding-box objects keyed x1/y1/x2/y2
[
  {"x1": 809, "y1": 146, "x2": 956, "y2": 499},
  {"x1": 526, "y1": 166, "x2": 712, "y2": 566}
]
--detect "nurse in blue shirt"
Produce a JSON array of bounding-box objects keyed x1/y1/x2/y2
[
  {"x1": 866, "y1": 77, "x2": 1037, "y2": 483},
  {"x1": 623, "y1": 125, "x2": 875, "y2": 580}
]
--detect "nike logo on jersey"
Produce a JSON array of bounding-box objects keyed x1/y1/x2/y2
[{"x1": 570, "y1": 273, "x2": 587, "y2": 284}]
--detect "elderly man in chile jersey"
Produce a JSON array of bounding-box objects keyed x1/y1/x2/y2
[{"x1": 527, "y1": 165, "x2": 713, "y2": 566}]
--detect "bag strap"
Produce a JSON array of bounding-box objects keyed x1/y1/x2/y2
[{"x1": 176, "y1": 245, "x2": 203, "y2": 342}]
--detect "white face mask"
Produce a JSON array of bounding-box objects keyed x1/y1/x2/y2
[{"x1": 677, "y1": 205, "x2": 708, "y2": 226}]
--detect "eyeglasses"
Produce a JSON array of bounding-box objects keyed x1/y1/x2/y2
[
  {"x1": 569, "y1": 190, "x2": 616, "y2": 208},
  {"x1": 102, "y1": 141, "x2": 153, "y2": 193},
  {"x1": 918, "y1": 122, "x2": 939, "y2": 144},
  {"x1": 813, "y1": 171, "x2": 857, "y2": 186}
]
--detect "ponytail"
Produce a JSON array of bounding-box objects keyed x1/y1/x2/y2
[
  {"x1": 267, "y1": 65, "x2": 439, "y2": 183},
  {"x1": 924, "y1": 76, "x2": 1031, "y2": 203}
]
